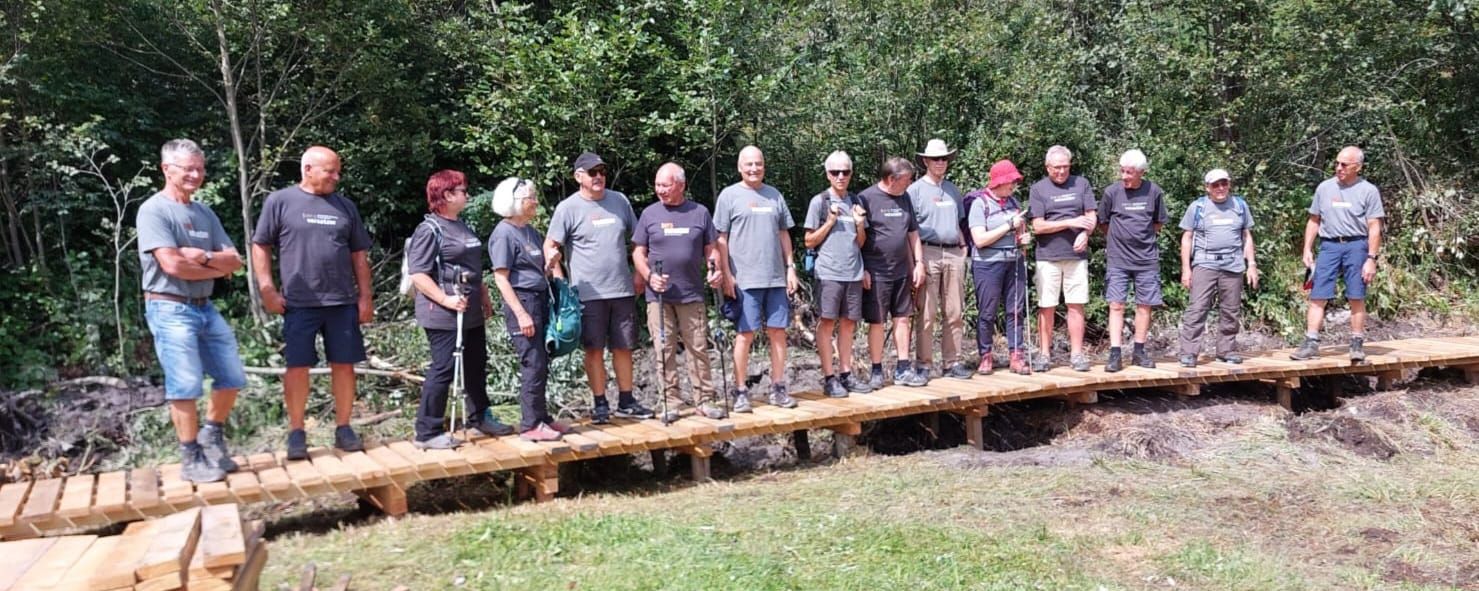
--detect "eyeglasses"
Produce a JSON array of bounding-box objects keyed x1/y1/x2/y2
[
  {"x1": 827, "y1": 169, "x2": 852, "y2": 178},
  {"x1": 448, "y1": 186, "x2": 468, "y2": 195},
  {"x1": 1335, "y1": 161, "x2": 1361, "y2": 169},
  {"x1": 583, "y1": 167, "x2": 607, "y2": 177},
  {"x1": 1209, "y1": 180, "x2": 1230, "y2": 187}
]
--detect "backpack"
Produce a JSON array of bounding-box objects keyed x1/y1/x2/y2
[
  {"x1": 1189, "y1": 195, "x2": 1249, "y2": 260},
  {"x1": 960, "y1": 188, "x2": 1019, "y2": 256},
  {"x1": 397, "y1": 216, "x2": 445, "y2": 297},
  {"x1": 544, "y1": 277, "x2": 583, "y2": 358}
]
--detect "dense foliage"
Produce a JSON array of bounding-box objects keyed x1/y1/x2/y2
[{"x1": 1, "y1": 0, "x2": 1475, "y2": 388}]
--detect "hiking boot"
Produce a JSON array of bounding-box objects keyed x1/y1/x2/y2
[
  {"x1": 732, "y1": 389, "x2": 753, "y2": 413},
  {"x1": 1009, "y1": 350, "x2": 1031, "y2": 375},
  {"x1": 197, "y1": 423, "x2": 238, "y2": 473},
  {"x1": 699, "y1": 401, "x2": 729, "y2": 419},
  {"x1": 824, "y1": 376, "x2": 849, "y2": 398},
  {"x1": 334, "y1": 425, "x2": 365, "y2": 452},
  {"x1": 977, "y1": 354, "x2": 994, "y2": 375},
  {"x1": 286, "y1": 428, "x2": 309, "y2": 461},
  {"x1": 905, "y1": 367, "x2": 929, "y2": 387},
  {"x1": 591, "y1": 398, "x2": 612, "y2": 424},
  {"x1": 1215, "y1": 352, "x2": 1242, "y2": 364},
  {"x1": 842, "y1": 373, "x2": 872, "y2": 394},
  {"x1": 1071, "y1": 353, "x2": 1091, "y2": 372},
  {"x1": 413, "y1": 433, "x2": 463, "y2": 450},
  {"x1": 868, "y1": 367, "x2": 886, "y2": 391},
  {"x1": 1179, "y1": 354, "x2": 1198, "y2": 368},
  {"x1": 1349, "y1": 337, "x2": 1366, "y2": 363},
  {"x1": 181, "y1": 444, "x2": 225, "y2": 483},
  {"x1": 770, "y1": 383, "x2": 797, "y2": 408},
  {"x1": 1105, "y1": 348, "x2": 1123, "y2": 373},
  {"x1": 893, "y1": 364, "x2": 915, "y2": 386},
  {"x1": 1133, "y1": 348, "x2": 1155, "y2": 369},
  {"x1": 520, "y1": 423, "x2": 563, "y2": 442},
  {"x1": 1290, "y1": 338, "x2": 1320, "y2": 361},
  {"x1": 1031, "y1": 353, "x2": 1051, "y2": 373},
  {"x1": 616, "y1": 399, "x2": 656, "y2": 419},
  {"x1": 467, "y1": 415, "x2": 516, "y2": 437},
  {"x1": 946, "y1": 362, "x2": 974, "y2": 379}
]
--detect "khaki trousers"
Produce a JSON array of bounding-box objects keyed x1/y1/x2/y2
[
  {"x1": 646, "y1": 300, "x2": 716, "y2": 406},
  {"x1": 914, "y1": 243, "x2": 967, "y2": 365},
  {"x1": 1178, "y1": 267, "x2": 1244, "y2": 357}
]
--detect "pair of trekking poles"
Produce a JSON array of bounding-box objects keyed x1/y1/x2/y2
[{"x1": 652, "y1": 258, "x2": 736, "y2": 425}]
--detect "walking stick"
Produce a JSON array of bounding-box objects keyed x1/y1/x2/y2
[
  {"x1": 711, "y1": 284, "x2": 732, "y2": 417},
  {"x1": 654, "y1": 259, "x2": 673, "y2": 425},
  {"x1": 450, "y1": 269, "x2": 472, "y2": 439}
]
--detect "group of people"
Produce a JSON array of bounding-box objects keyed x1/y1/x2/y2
[{"x1": 138, "y1": 138, "x2": 1384, "y2": 482}]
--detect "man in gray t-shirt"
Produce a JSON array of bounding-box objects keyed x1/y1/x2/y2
[
  {"x1": 803, "y1": 150, "x2": 871, "y2": 397},
  {"x1": 250, "y1": 145, "x2": 373, "y2": 459},
  {"x1": 1176, "y1": 168, "x2": 1259, "y2": 367},
  {"x1": 1292, "y1": 145, "x2": 1386, "y2": 363},
  {"x1": 907, "y1": 139, "x2": 972, "y2": 380},
  {"x1": 138, "y1": 139, "x2": 245, "y2": 483},
  {"x1": 543, "y1": 151, "x2": 653, "y2": 423}
]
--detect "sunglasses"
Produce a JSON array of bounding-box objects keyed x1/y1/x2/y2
[
  {"x1": 583, "y1": 167, "x2": 607, "y2": 177},
  {"x1": 827, "y1": 169, "x2": 852, "y2": 178},
  {"x1": 1209, "y1": 179, "x2": 1230, "y2": 187}
]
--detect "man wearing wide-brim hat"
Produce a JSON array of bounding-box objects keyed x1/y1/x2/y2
[{"x1": 907, "y1": 139, "x2": 974, "y2": 380}]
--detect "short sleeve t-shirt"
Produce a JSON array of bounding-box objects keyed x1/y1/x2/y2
[
  {"x1": 1178, "y1": 196, "x2": 1255, "y2": 273},
  {"x1": 251, "y1": 186, "x2": 372, "y2": 307},
  {"x1": 967, "y1": 195, "x2": 1024, "y2": 263},
  {"x1": 1027, "y1": 175, "x2": 1096, "y2": 262},
  {"x1": 137, "y1": 192, "x2": 236, "y2": 299},
  {"x1": 907, "y1": 177, "x2": 965, "y2": 246},
  {"x1": 407, "y1": 216, "x2": 486, "y2": 330},
  {"x1": 858, "y1": 185, "x2": 919, "y2": 280},
  {"x1": 1310, "y1": 177, "x2": 1384, "y2": 238},
  {"x1": 1097, "y1": 180, "x2": 1169, "y2": 271},
  {"x1": 633, "y1": 199, "x2": 716, "y2": 304},
  {"x1": 488, "y1": 221, "x2": 549, "y2": 293},
  {"x1": 713, "y1": 182, "x2": 794, "y2": 290},
  {"x1": 803, "y1": 191, "x2": 865, "y2": 282},
  {"x1": 547, "y1": 190, "x2": 636, "y2": 302}
]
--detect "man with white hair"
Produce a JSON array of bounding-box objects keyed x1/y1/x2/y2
[
  {"x1": 252, "y1": 145, "x2": 373, "y2": 459},
  {"x1": 1291, "y1": 145, "x2": 1384, "y2": 362},
  {"x1": 1177, "y1": 168, "x2": 1258, "y2": 367},
  {"x1": 804, "y1": 151, "x2": 872, "y2": 397},
  {"x1": 1097, "y1": 149, "x2": 1168, "y2": 372},
  {"x1": 138, "y1": 139, "x2": 246, "y2": 482},
  {"x1": 1028, "y1": 145, "x2": 1096, "y2": 372},
  {"x1": 908, "y1": 139, "x2": 973, "y2": 379},
  {"x1": 713, "y1": 146, "x2": 800, "y2": 411}
]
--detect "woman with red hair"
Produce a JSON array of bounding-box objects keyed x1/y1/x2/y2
[{"x1": 406, "y1": 169, "x2": 515, "y2": 449}]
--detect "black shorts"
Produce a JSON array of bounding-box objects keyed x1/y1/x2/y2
[
  {"x1": 284, "y1": 304, "x2": 366, "y2": 367},
  {"x1": 817, "y1": 279, "x2": 863, "y2": 321},
  {"x1": 580, "y1": 296, "x2": 638, "y2": 350},
  {"x1": 863, "y1": 275, "x2": 913, "y2": 324}
]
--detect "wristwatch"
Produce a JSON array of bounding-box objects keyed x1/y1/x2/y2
[
  {"x1": 1367, "y1": 253, "x2": 1380, "y2": 261},
  {"x1": 204, "y1": 251, "x2": 215, "y2": 265}
]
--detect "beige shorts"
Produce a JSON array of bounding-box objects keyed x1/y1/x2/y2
[{"x1": 1035, "y1": 259, "x2": 1089, "y2": 307}]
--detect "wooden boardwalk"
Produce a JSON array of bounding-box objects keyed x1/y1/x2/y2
[{"x1": 3, "y1": 336, "x2": 1477, "y2": 540}]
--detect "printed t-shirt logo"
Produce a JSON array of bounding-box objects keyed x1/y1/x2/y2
[
  {"x1": 748, "y1": 199, "x2": 774, "y2": 214},
  {"x1": 1123, "y1": 201, "x2": 1147, "y2": 212},
  {"x1": 661, "y1": 222, "x2": 690, "y2": 236},
  {"x1": 303, "y1": 213, "x2": 339, "y2": 226},
  {"x1": 590, "y1": 212, "x2": 618, "y2": 227},
  {"x1": 1052, "y1": 193, "x2": 1077, "y2": 202}
]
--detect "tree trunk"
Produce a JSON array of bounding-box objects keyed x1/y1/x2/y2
[{"x1": 209, "y1": 0, "x2": 265, "y2": 324}]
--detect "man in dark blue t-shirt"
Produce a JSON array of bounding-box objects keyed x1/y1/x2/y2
[
  {"x1": 1097, "y1": 149, "x2": 1168, "y2": 372},
  {"x1": 860, "y1": 157, "x2": 928, "y2": 388}
]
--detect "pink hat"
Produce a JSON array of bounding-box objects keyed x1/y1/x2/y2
[{"x1": 988, "y1": 160, "x2": 1023, "y2": 188}]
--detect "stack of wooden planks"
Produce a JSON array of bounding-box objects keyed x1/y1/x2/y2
[{"x1": 0, "y1": 504, "x2": 267, "y2": 591}]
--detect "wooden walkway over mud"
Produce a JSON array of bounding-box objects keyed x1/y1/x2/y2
[{"x1": 3, "y1": 336, "x2": 1478, "y2": 540}]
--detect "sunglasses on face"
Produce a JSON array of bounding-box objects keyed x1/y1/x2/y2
[
  {"x1": 827, "y1": 169, "x2": 852, "y2": 178},
  {"x1": 583, "y1": 167, "x2": 607, "y2": 177}
]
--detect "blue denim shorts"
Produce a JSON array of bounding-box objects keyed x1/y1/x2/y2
[
  {"x1": 736, "y1": 287, "x2": 791, "y2": 333},
  {"x1": 1311, "y1": 238, "x2": 1368, "y2": 300},
  {"x1": 145, "y1": 300, "x2": 247, "y2": 400}
]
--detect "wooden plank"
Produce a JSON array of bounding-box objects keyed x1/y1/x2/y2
[
  {"x1": 52, "y1": 536, "x2": 119, "y2": 591},
  {"x1": 386, "y1": 441, "x2": 450, "y2": 480},
  {"x1": 155, "y1": 464, "x2": 197, "y2": 510},
  {"x1": 230, "y1": 533, "x2": 269, "y2": 591},
  {"x1": 94, "y1": 519, "x2": 157, "y2": 590},
  {"x1": 196, "y1": 480, "x2": 233, "y2": 505},
  {"x1": 55, "y1": 474, "x2": 97, "y2": 527},
  {"x1": 196, "y1": 504, "x2": 246, "y2": 569},
  {"x1": 224, "y1": 470, "x2": 265, "y2": 505},
  {"x1": 18, "y1": 478, "x2": 63, "y2": 528},
  {"x1": 134, "y1": 571, "x2": 185, "y2": 591},
  {"x1": 90, "y1": 471, "x2": 130, "y2": 522},
  {"x1": 135, "y1": 507, "x2": 202, "y2": 581},
  {"x1": 11, "y1": 535, "x2": 96, "y2": 591},
  {"x1": 568, "y1": 427, "x2": 628, "y2": 454},
  {"x1": 363, "y1": 445, "x2": 417, "y2": 482},
  {"x1": 502, "y1": 437, "x2": 555, "y2": 460},
  {"x1": 253, "y1": 465, "x2": 294, "y2": 503},
  {"x1": 128, "y1": 468, "x2": 164, "y2": 519},
  {"x1": 337, "y1": 451, "x2": 392, "y2": 488},
  {"x1": 471, "y1": 438, "x2": 530, "y2": 469},
  {"x1": 556, "y1": 432, "x2": 603, "y2": 456},
  {"x1": 243, "y1": 453, "x2": 279, "y2": 472},
  {"x1": 0, "y1": 480, "x2": 31, "y2": 529},
  {"x1": 0, "y1": 538, "x2": 59, "y2": 590},
  {"x1": 306, "y1": 449, "x2": 359, "y2": 492},
  {"x1": 279, "y1": 454, "x2": 334, "y2": 498},
  {"x1": 422, "y1": 447, "x2": 477, "y2": 477}
]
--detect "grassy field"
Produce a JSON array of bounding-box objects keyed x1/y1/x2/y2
[{"x1": 259, "y1": 376, "x2": 1479, "y2": 590}]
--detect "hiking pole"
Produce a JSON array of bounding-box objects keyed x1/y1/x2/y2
[
  {"x1": 654, "y1": 259, "x2": 673, "y2": 425},
  {"x1": 450, "y1": 269, "x2": 472, "y2": 439},
  {"x1": 712, "y1": 284, "x2": 731, "y2": 417},
  {"x1": 1014, "y1": 211, "x2": 1034, "y2": 373}
]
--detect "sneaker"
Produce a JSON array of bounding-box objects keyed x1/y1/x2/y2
[
  {"x1": 545, "y1": 420, "x2": 572, "y2": 434},
  {"x1": 286, "y1": 429, "x2": 309, "y2": 461},
  {"x1": 1009, "y1": 350, "x2": 1031, "y2": 375},
  {"x1": 467, "y1": 416, "x2": 516, "y2": 437},
  {"x1": 824, "y1": 376, "x2": 849, "y2": 398},
  {"x1": 893, "y1": 364, "x2": 914, "y2": 386},
  {"x1": 905, "y1": 367, "x2": 929, "y2": 387},
  {"x1": 413, "y1": 433, "x2": 463, "y2": 450},
  {"x1": 1349, "y1": 337, "x2": 1366, "y2": 363},
  {"x1": 842, "y1": 374, "x2": 873, "y2": 394},
  {"x1": 1179, "y1": 354, "x2": 1198, "y2": 368},
  {"x1": 699, "y1": 401, "x2": 729, "y2": 419},
  {"x1": 181, "y1": 445, "x2": 225, "y2": 483},
  {"x1": 616, "y1": 399, "x2": 656, "y2": 419},
  {"x1": 334, "y1": 425, "x2": 365, "y2": 452},
  {"x1": 868, "y1": 368, "x2": 885, "y2": 391},
  {"x1": 770, "y1": 384, "x2": 797, "y2": 408},
  {"x1": 946, "y1": 362, "x2": 974, "y2": 379},
  {"x1": 1031, "y1": 353, "x2": 1051, "y2": 373},
  {"x1": 1071, "y1": 353, "x2": 1091, "y2": 372},
  {"x1": 1105, "y1": 348, "x2": 1123, "y2": 373},
  {"x1": 198, "y1": 423, "x2": 238, "y2": 473},
  {"x1": 1133, "y1": 348, "x2": 1155, "y2": 369},
  {"x1": 520, "y1": 423, "x2": 563, "y2": 442},
  {"x1": 1215, "y1": 352, "x2": 1242, "y2": 364},
  {"x1": 977, "y1": 354, "x2": 994, "y2": 375},
  {"x1": 592, "y1": 398, "x2": 612, "y2": 424},
  {"x1": 732, "y1": 389, "x2": 753, "y2": 413},
  {"x1": 1290, "y1": 338, "x2": 1320, "y2": 360}
]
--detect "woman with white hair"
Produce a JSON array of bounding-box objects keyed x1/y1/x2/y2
[{"x1": 488, "y1": 177, "x2": 564, "y2": 441}]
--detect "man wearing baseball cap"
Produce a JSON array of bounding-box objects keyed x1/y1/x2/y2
[
  {"x1": 544, "y1": 151, "x2": 655, "y2": 423},
  {"x1": 1176, "y1": 168, "x2": 1258, "y2": 367},
  {"x1": 967, "y1": 159, "x2": 1034, "y2": 375},
  {"x1": 908, "y1": 139, "x2": 973, "y2": 380}
]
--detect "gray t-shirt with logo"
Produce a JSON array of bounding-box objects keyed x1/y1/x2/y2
[
  {"x1": 1310, "y1": 177, "x2": 1383, "y2": 238},
  {"x1": 488, "y1": 221, "x2": 549, "y2": 293},
  {"x1": 907, "y1": 177, "x2": 965, "y2": 246},
  {"x1": 804, "y1": 191, "x2": 865, "y2": 282},
  {"x1": 547, "y1": 190, "x2": 637, "y2": 302},
  {"x1": 137, "y1": 192, "x2": 236, "y2": 299},
  {"x1": 967, "y1": 195, "x2": 1025, "y2": 264},
  {"x1": 1178, "y1": 195, "x2": 1255, "y2": 273},
  {"x1": 407, "y1": 216, "x2": 486, "y2": 330},
  {"x1": 251, "y1": 186, "x2": 372, "y2": 307},
  {"x1": 713, "y1": 182, "x2": 795, "y2": 290},
  {"x1": 1098, "y1": 180, "x2": 1169, "y2": 271},
  {"x1": 1027, "y1": 175, "x2": 1096, "y2": 262},
  {"x1": 632, "y1": 199, "x2": 717, "y2": 304}
]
